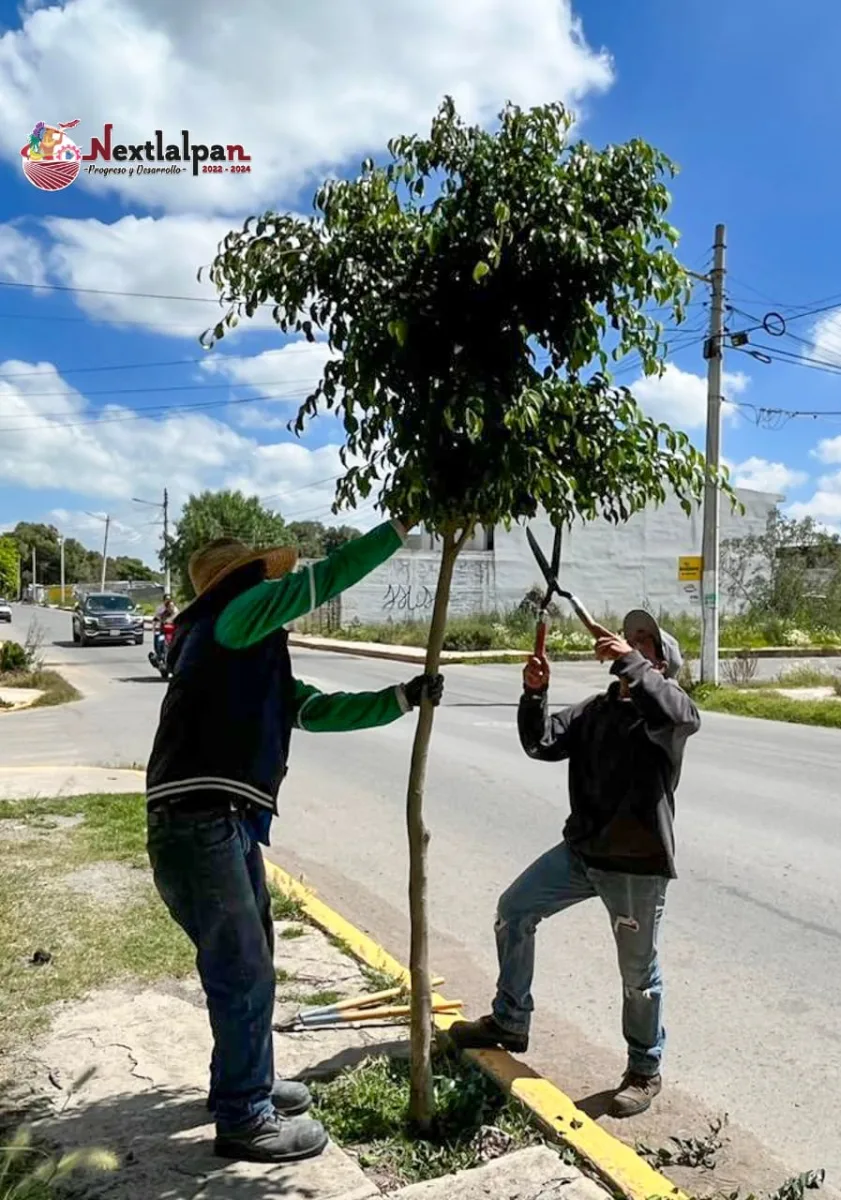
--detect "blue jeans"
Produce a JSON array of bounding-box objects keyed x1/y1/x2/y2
[
  {"x1": 147, "y1": 807, "x2": 276, "y2": 1133},
  {"x1": 493, "y1": 841, "x2": 668, "y2": 1076}
]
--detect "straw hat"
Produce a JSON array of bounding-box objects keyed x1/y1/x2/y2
[{"x1": 188, "y1": 537, "x2": 299, "y2": 598}]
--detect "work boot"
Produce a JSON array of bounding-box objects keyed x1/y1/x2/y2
[
  {"x1": 609, "y1": 1071, "x2": 662, "y2": 1118},
  {"x1": 215, "y1": 1113, "x2": 328, "y2": 1163},
  {"x1": 208, "y1": 1078, "x2": 312, "y2": 1117},
  {"x1": 447, "y1": 1015, "x2": 529, "y2": 1054}
]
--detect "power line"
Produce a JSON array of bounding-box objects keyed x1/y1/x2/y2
[
  {"x1": 0, "y1": 371, "x2": 322, "y2": 407},
  {"x1": 0, "y1": 356, "x2": 206, "y2": 382},
  {"x1": 0, "y1": 277, "x2": 257, "y2": 307},
  {"x1": 0, "y1": 390, "x2": 303, "y2": 432}
]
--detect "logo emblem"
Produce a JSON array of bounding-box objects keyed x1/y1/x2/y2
[{"x1": 20, "y1": 120, "x2": 82, "y2": 191}]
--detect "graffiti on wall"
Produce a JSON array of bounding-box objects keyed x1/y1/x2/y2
[{"x1": 381, "y1": 582, "x2": 434, "y2": 615}]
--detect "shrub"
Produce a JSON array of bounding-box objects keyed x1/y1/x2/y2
[
  {"x1": 0, "y1": 641, "x2": 27, "y2": 673},
  {"x1": 781, "y1": 627, "x2": 812, "y2": 648},
  {"x1": 442, "y1": 623, "x2": 495, "y2": 652}
]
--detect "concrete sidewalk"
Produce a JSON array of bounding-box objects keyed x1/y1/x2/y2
[
  {"x1": 0, "y1": 765, "x2": 145, "y2": 800},
  {"x1": 6, "y1": 891, "x2": 611, "y2": 1200}
]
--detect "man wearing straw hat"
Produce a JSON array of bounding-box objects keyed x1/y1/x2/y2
[{"x1": 146, "y1": 518, "x2": 443, "y2": 1163}]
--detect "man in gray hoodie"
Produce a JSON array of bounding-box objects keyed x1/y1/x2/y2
[{"x1": 449, "y1": 610, "x2": 700, "y2": 1118}]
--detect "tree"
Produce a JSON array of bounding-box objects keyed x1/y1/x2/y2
[
  {"x1": 0, "y1": 536, "x2": 20, "y2": 597},
  {"x1": 721, "y1": 512, "x2": 841, "y2": 627},
  {"x1": 203, "y1": 98, "x2": 730, "y2": 1127},
  {"x1": 170, "y1": 490, "x2": 294, "y2": 599},
  {"x1": 111, "y1": 556, "x2": 161, "y2": 583},
  {"x1": 287, "y1": 521, "x2": 326, "y2": 558},
  {"x1": 323, "y1": 525, "x2": 361, "y2": 555},
  {"x1": 11, "y1": 522, "x2": 61, "y2": 586}
]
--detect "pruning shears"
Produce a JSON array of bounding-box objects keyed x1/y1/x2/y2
[{"x1": 526, "y1": 524, "x2": 603, "y2": 655}]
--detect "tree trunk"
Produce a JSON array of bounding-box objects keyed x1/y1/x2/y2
[{"x1": 406, "y1": 530, "x2": 460, "y2": 1132}]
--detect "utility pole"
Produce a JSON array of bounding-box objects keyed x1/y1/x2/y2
[
  {"x1": 700, "y1": 223, "x2": 727, "y2": 685},
  {"x1": 59, "y1": 536, "x2": 65, "y2": 606},
  {"x1": 163, "y1": 488, "x2": 170, "y2": 593},
  {"x1": 100, "y1": 515, "x2": 111, "y2": 591},
  {"x1": 31, "y1": 545, "x2": 36, "y2": 601},
  {"x1": 133, "y1": 489, "x2": 170, "y2": 591}
]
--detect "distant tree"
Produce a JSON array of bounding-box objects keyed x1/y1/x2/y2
[
  {"x1": 323, "y1": 525, "x2": 361, "y2": 555},
  {"x1": 170, "y1": 490, "x2": 294, "y2": 599},
  {"x1": 287, "y1": 520, "x2": 326, "y2": 558},
  {"x1": 722, "y1": 513, "x2": 841, "y2": 624},
  {"x1": 0, "y1": 536, "x2": 20, "y2": 596},
  {"x1": 11, "y1": 522, "x2": 61, "y2": 586},
  {"x1": 111, "y1": 556, "x2": 161, "y2": 582}
]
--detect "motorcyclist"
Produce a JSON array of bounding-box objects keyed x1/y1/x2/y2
[{"x1": 152, "y1": 594, "x2": 179, "y2": 662}]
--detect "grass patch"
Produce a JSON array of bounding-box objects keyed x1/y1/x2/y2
[
  {"x1": 312, "y1": 1054, "x2": 549, "y2": 1189},
  {"x1": 297, "y1": 989, "x2": 345, "y2": 1008},
  {"x1": 268, "y1": 882, "x2": 305, "y2": 922},
  {"x1": 696, "y1": 687, "x2": 841, "y2": 728},
  {"x1": 361, "y1": 964, "x2": 403, "y2": 993},
  {"x1": 275, "y1": 967, "x2": 295, "y2": 984},
  {"x1": 280, "y1": 924, "x2": 306, "y2": 940},
  {"x1": 0, "y1": 793, "x2": 193, "y2": 1049},
  {"x1": 0, "y1": 669, "x2": 80, "y2": 709}
]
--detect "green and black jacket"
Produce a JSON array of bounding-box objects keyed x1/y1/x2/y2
[{"x1": 146, "y1": 520, "x2": 409, "y2": 842}]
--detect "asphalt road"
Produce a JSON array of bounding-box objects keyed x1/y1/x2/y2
[{"x1": 3, "y1": 603, "x2": 840, "y2": 1193}]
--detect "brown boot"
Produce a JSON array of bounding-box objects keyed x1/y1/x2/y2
[
  {"x1": 447, "y1": 1015, "x2": 528, "y2": 1054},
  {"x1": 609, "y1": 1071, "x2": 662, "y2": 1118}
]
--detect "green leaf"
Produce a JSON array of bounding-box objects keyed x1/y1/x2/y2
[
  {"x1": 494, "y1": 200, "x2": 510, "y2": 223},
  {"x1": 472, "y1": 260, "x2": 490, "y2": 283}
]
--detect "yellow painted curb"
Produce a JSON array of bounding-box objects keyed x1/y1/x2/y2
[{"x1": 263, "y1": 857, "x2": 684, "y2": 1200}]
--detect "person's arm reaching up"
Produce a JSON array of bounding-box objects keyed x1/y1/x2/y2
[
  {"x1": 215, "y1": 519, "x2": 407, "y2": 649},
  {"x1": 517, "y1": 655, "x2": 587, "y2": 762}
]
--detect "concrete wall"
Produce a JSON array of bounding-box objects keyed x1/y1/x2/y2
[
  {"x1": 312, "y1": 488, "x2": 779, "y2": 626},
  {"x1": 492, "y1": 488, "x2": 779, "y2": 618},
  {"x1": 340, "y1": 550, "x2": 496, "y2": 624}
]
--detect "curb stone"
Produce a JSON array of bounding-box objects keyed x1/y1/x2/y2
[{"x1": 262, "y1": 857, "x2": 685, "y2": 1200}]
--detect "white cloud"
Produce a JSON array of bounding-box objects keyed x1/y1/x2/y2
[
  {"x1": 728, "y1": 456, "x2": 806, "y2": 495},
  {"x1": 0, "y1": 358, "x2": 380, "y2": 563},
  {"x1": 39, "y1": 214, "x2": 279, "y2": 339},
  {"x1": 201, "y1": 342, "x2": 336, "y2": 415},
  {"x1": 630, "y1": 363, "x2": 750, "y2": 430},
  {"x1": 812, "y1": 434, "x2": 841, "y2": 464},
  {"x1": 0, "y1": 223, "x2": 47, "y2": 286},
  {"x1": 811, "y1": 311, "x2": 841, "y2": 368},
  {"x1": 0, "y1": 0, "x2": 612, "y2": 215}
]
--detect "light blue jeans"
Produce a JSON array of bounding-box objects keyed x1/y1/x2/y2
[{"x1": 493, "y1": 841, "x2": 668, "y2": 1077}]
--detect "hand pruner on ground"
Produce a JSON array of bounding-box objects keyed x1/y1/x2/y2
[{"x1": 526, "y1": 525, "x2": 604, "y2": 655}]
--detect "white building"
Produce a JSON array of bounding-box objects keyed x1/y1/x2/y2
[{"x1": 321, "y1": 487, "x2": 779, "y2": 626}]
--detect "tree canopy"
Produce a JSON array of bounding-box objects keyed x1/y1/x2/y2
[
  {"x1": 170, "y1": 490, "x2": 294, "y2": 599},
  {"x1": 287, "y1": 520, "x2": 361, "y2": 558},
  {"x1": 0, "y1": 536, "x2": 19, "y2": 596},
  {"x1": 203, "y1": 97, "x2": 723, "y2": 538}
]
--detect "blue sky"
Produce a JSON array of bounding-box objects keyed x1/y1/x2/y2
[{"x1": 2, "y1": 0, "x2": 840, "y2": 565}]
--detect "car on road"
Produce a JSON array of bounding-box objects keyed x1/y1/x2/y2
[
  {"x1": 72, "y1": 593, "x2": 145, "y2": 647},
  {"x1": 0, "y1": 598, "x2": 11, "y2": 623}
]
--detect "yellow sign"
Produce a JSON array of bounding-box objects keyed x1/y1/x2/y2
[{"x1": 678, "y1": 555, "x2": 703, "y2": 582}]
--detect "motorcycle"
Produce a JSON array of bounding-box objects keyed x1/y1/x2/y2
[{"x1": 148, "y1": 621, "x2": 175, "y2": 680}]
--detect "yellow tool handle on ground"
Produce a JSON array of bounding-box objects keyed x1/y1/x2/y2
[
  {"x1": 300, "y1": 976, "x2": 445, "y2": 1018},
  {"x1": 319, "y1": 1000, "x2": 462, "y2": 1024}
]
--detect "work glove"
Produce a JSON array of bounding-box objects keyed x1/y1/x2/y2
[{"x1": 403, "y1": 673, "x2": 444, "y2": 709}]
